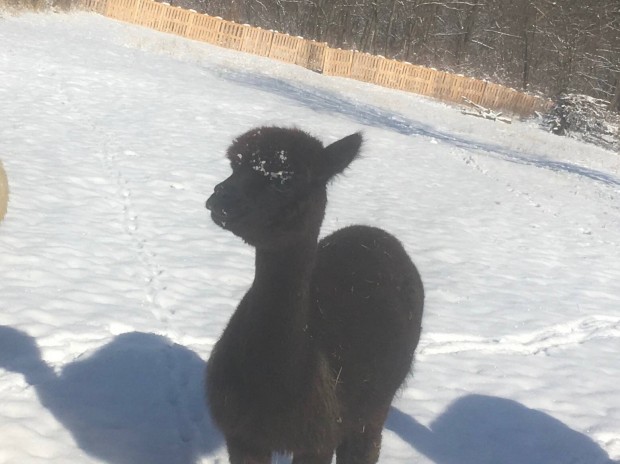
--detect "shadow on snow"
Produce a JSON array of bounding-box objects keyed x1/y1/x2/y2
[
  {"x1": 0, "y1": 325, "x2": 615, "y2": 463},
  {"x1": 214, "y1": 68, "x2": 620, "y2": 188},
  {"x1": 0, "y1": 325, "x2": 223, "y2": 464},
  {"x1": 387, "y1": 395, "x2": 614, "y2": 464}
]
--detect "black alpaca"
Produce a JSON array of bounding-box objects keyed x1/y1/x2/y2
[{"x1": 205, "y1": 127, "x2": 424, "y2": 464}]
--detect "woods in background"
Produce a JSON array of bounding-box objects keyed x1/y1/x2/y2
[{"x1": 177, "y1": 0, "x2": 619, "y2": 111}]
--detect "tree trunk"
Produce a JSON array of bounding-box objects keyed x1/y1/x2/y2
[
  {"x1": 610, "y1": 72, "x2": 620, "y2": 112},
  {"x1": 384, "y1": 0, "x2": 398, "y2": 56},
  {"x1": 454, "y1": 0, "x2": 481, "y2": 67},
  {"x1": 520, "y1": 0, "x2": 534, "y2": 90},
  {"x1": 360, "y1": 1, "x2": 379, "y2": 54}
]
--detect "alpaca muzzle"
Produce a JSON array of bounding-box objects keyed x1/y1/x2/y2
[{"x1": 206, "y1": 181, "x2": 249, "y2": 228}]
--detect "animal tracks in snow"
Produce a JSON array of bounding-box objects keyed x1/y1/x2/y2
[
  {"x1": 458, "y1": 151, "x2": 547, "y2": 211},
  {"x1": 99, "y1": 141, "x2": 172, "y2": 324},
  {"x1": 419, "y1": 316, "x2": 620, "y2": 357},
  {"x1": 452, "y1": 147, "x2": 620, "y2": 248}
]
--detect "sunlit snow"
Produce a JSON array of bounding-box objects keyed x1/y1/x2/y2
[{"x1": 0, "y1": 11, "x2": 619, "y2": 464}]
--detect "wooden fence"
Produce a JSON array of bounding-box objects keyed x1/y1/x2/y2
[{"x1": 81, "y1": 0, "x2": 550, "y2": 116}]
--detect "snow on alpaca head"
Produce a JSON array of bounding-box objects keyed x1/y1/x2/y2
[
  {"x1": 241, "y1": 148, "x2": 293, "y2": 182},
  {"x1": 226, "y1": 127, "x2": 326, "y2": 186}
]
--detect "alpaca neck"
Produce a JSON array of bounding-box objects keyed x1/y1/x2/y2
[
  {"x1": 242, "y1": 234, "x2": 319, "y2": 392},
  {"x1": 250, "y1": 237, "x2": 317, "y2": 336},
  {"x1": 23, "y1": 360, "x2": 56, "y2": 386},
  {"x1": 253, "y1": 241, "x2": 316, "y2": 301}
]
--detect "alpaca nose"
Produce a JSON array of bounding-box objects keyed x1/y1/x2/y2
[
  {"x1": 206, "y1": 182, "x2": 237, "y2": 212},
  {"x1": 205, "y1": 191, "x2": 224, "y2": 212},
  {"x1": 205, "y1": 194, "x2": 215, "y2": 211}
]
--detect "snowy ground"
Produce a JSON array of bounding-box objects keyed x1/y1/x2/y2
[{"x1": 0, "y1": 11, "x2": 619, "y2": 464}]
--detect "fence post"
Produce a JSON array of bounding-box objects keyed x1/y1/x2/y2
[
  {"x1": 185, "y1": 10, "x2": 196, "y2": 40},
  {"x1": 266, "y1": 31, "x2": 275, "y2": 59},
  {"x1": 155, "y1": 2, "x2": 168, "y2": 32},
  {"x1": 317, "y1": 43, "x2": 328, "y2": 73},
  {"x1": 478, "y1": 80, "x2": 489, "y2": 109},
  {"x1": 322, "y1": 47, "x2": 331, "y2": 75},
  {"x1": 293, "y1": 37, "x2": 302, "y2": 64},
  {"x1": 131, "y1": 0, "x2": 143, "y2": 23},
  {"x1": 103, "y1": 0, "x2": 114, "y2": 17}
]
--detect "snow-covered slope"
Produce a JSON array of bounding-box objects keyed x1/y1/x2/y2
[{"x1": 0, "y1": 12, "x2": 618, "y2": 464}]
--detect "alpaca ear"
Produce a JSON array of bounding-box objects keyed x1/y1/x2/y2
[{"x1": 318, "y1": 132, "x2": 363, "y2": 182}]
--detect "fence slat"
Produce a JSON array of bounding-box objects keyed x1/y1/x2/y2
[
  {"x1": 268, "y1": 32, "x2": 303, "y2": 64},
  {"x1": 218, "y1": 21, "x2": 245, "y2": 50},
  {"x1": 351, "y1": 52, "x2": 379, "y2": 83},
  {"x1": 189, "y1": 14, "x2": 222, "y2": 44},
  {"x1": 241, "y1": 27, "x2": 273, "y2": 57},
  {"x1": 297, "y1": 41, "x2": 327, "y2": 72},
  {"x1": 323, "y1": 48, "x2": 354, "y2": 77}
]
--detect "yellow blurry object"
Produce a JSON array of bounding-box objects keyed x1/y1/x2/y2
[{"x1": 0, "y1": 160, "x2": 8, "y2": 222}]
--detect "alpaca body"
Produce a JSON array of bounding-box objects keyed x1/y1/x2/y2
[
  {"x1": 313, "y1": 226, "x2": 424, "y2": 429},
  {"x1": 205, "y1": 127, "x2": 424, "y2": 463}
]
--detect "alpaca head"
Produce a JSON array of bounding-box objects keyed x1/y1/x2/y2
[
  {"x1": 0, "y1": 326, "x2": 44, "y2": 376},
  {"x1": 206, "y1": 127, "x2": 362, "y2": 248}
]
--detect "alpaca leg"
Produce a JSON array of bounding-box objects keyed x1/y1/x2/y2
[
  {"x1": 336, "y1": 407, "x2": 390, "y2": 464},
  {"x1": 335, "y1": 427, "x2": 382, "y2": 464},
  {"x1": 226, "y1": 439, "x2": 271, "y2": 464},
  {"x1": 291, "y1": 451, "x2": 334, "y2": 464}
]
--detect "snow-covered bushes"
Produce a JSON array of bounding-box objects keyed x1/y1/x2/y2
[
  {"x1": 0, "y1": 160, "x2": 8, "y2": 222},
  {"x1": 542, "y1": 94, "x2": 620, "y2": 152}
]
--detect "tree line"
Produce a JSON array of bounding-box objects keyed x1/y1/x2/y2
[{"x1": 177, "y1": 0, "x2": 619, "y2": 111}]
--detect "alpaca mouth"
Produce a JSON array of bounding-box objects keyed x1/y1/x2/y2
[
  {"x1": 206, "y1": 198, "x2": 247, "y2": 229},
  {"x1": 210, "y1": 210, "x2": 234, "y2": 228}
]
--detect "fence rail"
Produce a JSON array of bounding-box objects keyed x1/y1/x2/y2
[{"x1": 80, "y1": 0, "x2": 550, "y2": 116}]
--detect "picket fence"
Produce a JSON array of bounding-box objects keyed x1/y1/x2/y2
[{"x1": 82, "y1": 0, "x2": 550, "y2": 116}]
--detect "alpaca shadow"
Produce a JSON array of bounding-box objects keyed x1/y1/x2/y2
[
  {"x1": 0, "y1": 325, "x2": 224, "y2": 464},
  {"x1": 387, "y1": 394, "x2": 615, "y2": 464},
  {"x1": 213, "y1": 67, "x2": 620, "y2": 188}
]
